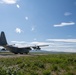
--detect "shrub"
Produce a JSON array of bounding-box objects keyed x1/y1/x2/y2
[
  {"x1": 64, "y1": 72, "x2": 74, "y2": 75},
  {"x1": 43, "y1": 70, "x2": 51, "y2": 75},
  {"x1": 51, "y1": 65, "x2": 58, "y2": 71},
  {"x1": 0, "y1": 69, "x2": 7, "y2": 75},
  {"x1": 34, "y1": 61, "x2": 45, "y2": 69},
  {"x1": 30, "y1": 71, "x2": 38, "y2": 75}
]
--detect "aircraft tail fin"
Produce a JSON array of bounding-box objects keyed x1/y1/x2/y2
[{"x1": 0, "y1": 31, "x2": 7, "y2": 46}]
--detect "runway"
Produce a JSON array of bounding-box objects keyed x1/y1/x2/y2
[
  {"x1": 0, "y1": 52, "x2": 46, "y2": 58},
  {"x1": 0, "y1": 53, "x2": 29, "y2": 58}
]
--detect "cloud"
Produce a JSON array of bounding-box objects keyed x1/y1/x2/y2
[
  {"x1": 30, "y1": 42, "x2": 50, "y2": 45},
  {"x1": 11, "y1": 41, "x2": 50, "y2": 47},
  {"x1": 25, "y1": 17, "x2": 28, "y2": 20},
  {"x1": 15, "y1": 28, "x2": 23, "y2": 33},
  {"x1": 11, "y1": 41, "x2": 50, "y2": 46},
  {"x1": 16, "y1": 4, "x2": 20, "y2": 8},
  {"x1": 46, "y1": 39, "x2": 76, "y2": 52},
  {"x1": 54, "y1": 22, "x2": 75, "y2": 27},
  {"x1": 31, "y1": 26, "x2": 35, "y2": 31},
  {"x1": 10, "y1": 40, "x2": 76, "y2": 52},
  {"x1": 11, "y1": 41, "x2": 26, "y2": 44},
  {"x1": 0, "y1": 0, "x2": 20, "y2": 9},
  {"x1": 46, "y1": 39, "x2": 76, "y2": 43},
  {"x1": 0, "y1": 0, "x2": 17, "y2": 4},
  {"x1": 64, "y1": 12, "x2": 72, "y2": 16}
]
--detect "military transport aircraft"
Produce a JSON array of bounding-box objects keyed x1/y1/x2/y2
[{"x1": 0, "y1": 31, "x2": 48, "y2": 54}]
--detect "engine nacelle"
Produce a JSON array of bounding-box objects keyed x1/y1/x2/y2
[{"x1": 33, "y1": 46, "x2": 41, "y2": 50}]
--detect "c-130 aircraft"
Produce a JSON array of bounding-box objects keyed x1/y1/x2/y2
[{"x1": 0, "y1": 31, "x2": 48, "y2": 54}]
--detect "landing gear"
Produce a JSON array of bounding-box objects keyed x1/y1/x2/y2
[
  {"x1": 13, "y1": 52, "x2": 29, "y2": 54},
  {"x1": 25, "y1": 52, "x2": 29, "y2": 54},
  {"x1": 14, "y1": 53, "x2": 18, "y2": 54},
  {"x1": 20, "y1": 53, "x2": 23, "y2": 54}
]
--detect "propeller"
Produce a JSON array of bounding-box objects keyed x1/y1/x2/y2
[{"x1": 32, "y1": 46, "x2": 41, "y2": 50}]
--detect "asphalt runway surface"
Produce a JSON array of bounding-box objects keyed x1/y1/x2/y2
[
  {"x1": 0, "y1": 52, "x2": 46, "y2": 58},
  {"x1": 0, "y1": 53, "x2": 29, "y2": 58}
]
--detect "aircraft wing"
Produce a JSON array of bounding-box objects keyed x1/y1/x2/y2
[
  {"x1": 31, "y1": 45, "x2": 49, "y2": 50},
  {"x1": 31, "y1": 45, "x2": 49, "y2": 47},
  {"x1": 16, "y1": 45, "x2": 49, "y2": 50}
]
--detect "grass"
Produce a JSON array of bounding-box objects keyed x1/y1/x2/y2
[{"x1": 0, "y1": 53, "x2": 76, "y2": 75}]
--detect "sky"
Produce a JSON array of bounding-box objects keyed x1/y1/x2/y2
[{"x1": 0, "y1": 0, "x2": 76, "y2": 52}]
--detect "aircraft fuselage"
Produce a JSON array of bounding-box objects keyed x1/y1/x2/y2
[
  {"x1": 0, "y1": 31, "x2": 48, "y2": 54},
  {"x1": 4, "y1": 45, "x2": 31, "y2": 54}
]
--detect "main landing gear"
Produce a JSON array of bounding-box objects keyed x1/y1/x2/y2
[{"x1": 14, "y1": 52, "x2": 29, "y2": 54}]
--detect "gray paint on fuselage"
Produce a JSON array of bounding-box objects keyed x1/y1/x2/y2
[{"x1": 4, "y1": 45, "x2": 31, "y2": 54}]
